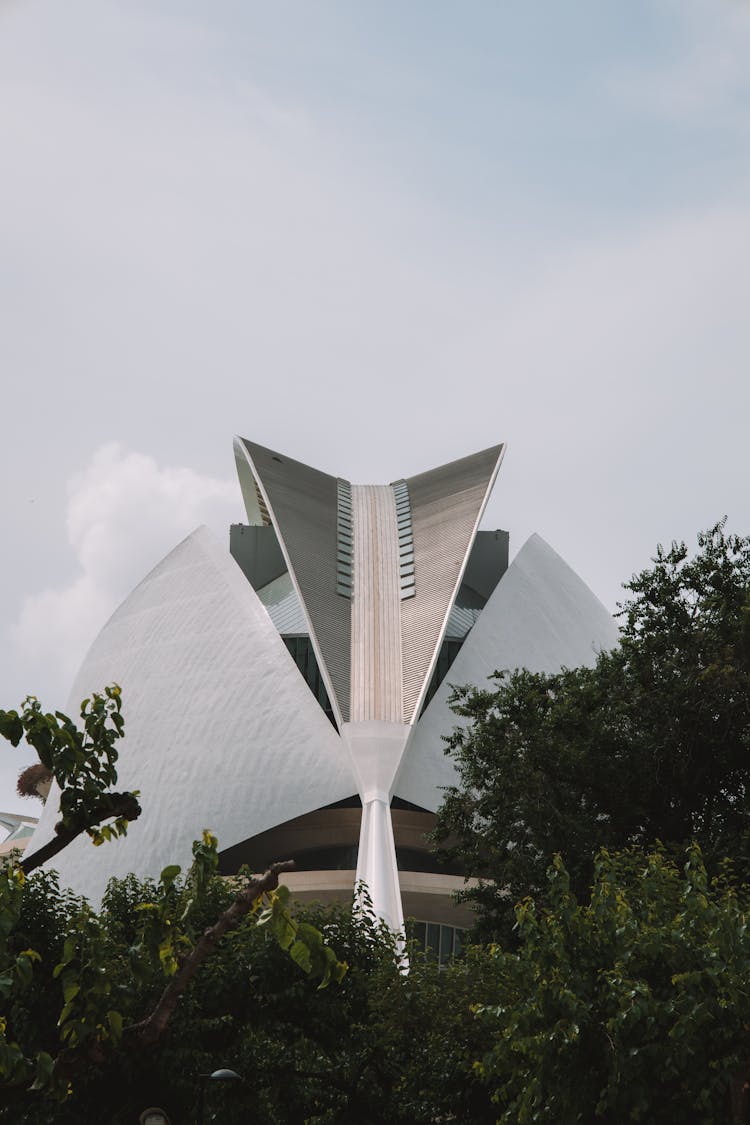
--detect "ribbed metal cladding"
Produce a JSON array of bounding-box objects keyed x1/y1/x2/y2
[
  {"x1": 399, "y1": 445, "x2": 504, "y2": 723},
  {"x1": 237, "y1": 439, "x2": 352, "y2": 725},
  {"x1": 391, "y1": 480, "x2": 415, "y2": 599},
  {"x1": 350, "y1": 485, "x2": 403, "y2": 723}
]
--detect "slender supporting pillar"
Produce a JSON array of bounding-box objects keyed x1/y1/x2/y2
[
  {"x1": 355, "y1": 791, "x2": 404, "y2": 935},
  {"x1": 341, "y1": 721, "x2": 411, "y2": 935}
]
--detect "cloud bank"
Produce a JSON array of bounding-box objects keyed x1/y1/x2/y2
[{"x1": 9, "y1": 445, "x2": 240, "y2": 711}]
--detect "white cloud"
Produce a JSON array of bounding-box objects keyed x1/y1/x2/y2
[{"x1": 9, "y1": 444, "x2": 240, "y2": 710}]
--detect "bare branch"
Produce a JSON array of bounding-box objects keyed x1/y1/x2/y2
[{"x1": 127, "y1": 859, "x2": 296, "y2": 1047}]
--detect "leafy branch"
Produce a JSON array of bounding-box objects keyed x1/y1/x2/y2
[
  {"x1": 0, "y1": 687, "x2": 347, "y2": 1102},
  {"x1": 0, "y1": 686, "x2": 141, "y2": 875}
]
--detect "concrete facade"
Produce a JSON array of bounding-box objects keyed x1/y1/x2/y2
[{"x1": 29, "y1": 439, "x2": 619, "y2": 935}]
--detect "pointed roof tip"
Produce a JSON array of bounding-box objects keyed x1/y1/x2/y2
[
  {"x1": 517, "y1": 530, "x2": 573, "y2": 560},
  {"x1": 237, "y1": 434, "x2": 326, "y2": 474},
  {"x1": 400, "y1": 445, "x2": 506, "y2": 511},
  {"x1": 233, "y1": 437, "x2": 507, "y2": 487},
  {"x1": 510, "y1": 532, "x2": 616, "y2": 621},
  {"x1": 402, "y1": 441, "x2": 505, "y2": 478},
  {"x1": 514, "y1": 531, "x2": 575, "y2": 568},
  {"x1": 147, "y1": 523, "x2": 217, "y2": 563},
  {"x1": 180, "y1": 524, "x2": 218, "y2": 553}
]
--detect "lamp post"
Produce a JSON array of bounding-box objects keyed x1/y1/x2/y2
[
  {"x1": 139, "y1": 1111, "x2": 170, "y2": 1125},
  {"x1": 196, "y1": 1068, "x2": 243, "y2": 1125}
]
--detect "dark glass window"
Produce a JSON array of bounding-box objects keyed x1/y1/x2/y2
[
  {"x1": 420, "y1": 638, "x2": 465, "y2": 712},
  {"x1": 289, "y1": 845, "x2": 359, "y2": 871},
  {"x1": 426, "y1": 923, "x2": 440, "y2": 956},
  {"x1": 394, "y1": 847, "x2": 464, "y2": 876},
  {"x1": 410, "y1": 921, "x2": 465, "y2": 966},
  {"x1": 282, "y1": 636, "x2": 337, "y2": 727}
]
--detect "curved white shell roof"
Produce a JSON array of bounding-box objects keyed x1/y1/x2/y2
[
  {"x1": 395, "y1": 533, "x2": 620, "y2": 811},
  {"x1": 30, "y1": 526, "x2": 355, "y2": 903},
  {"x1": 26, "y1": 436, "x2": 620, "y2": 932}
]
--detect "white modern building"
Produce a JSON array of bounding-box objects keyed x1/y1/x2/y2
[
  {"x1": 29, "y1": 439, "x2": 618, "y2": 943},
  {"x1": 0, "y1": 812, "x2": 38, "y2": 859}
]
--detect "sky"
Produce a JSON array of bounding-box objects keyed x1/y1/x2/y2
[{"x1": 2, "y1": 0, "x2": 750, "y2": 811}]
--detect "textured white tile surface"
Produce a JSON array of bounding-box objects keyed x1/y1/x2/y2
[
  {"x1": 29, "y1": 526, "x2": 355, "y2": 903},
  {"x1": 395, "y1": 533, "x2": 620, "y2": 811}
]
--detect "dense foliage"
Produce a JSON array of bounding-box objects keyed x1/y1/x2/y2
[
  {"x1": 0, "y1": 689, "x2": 345, "y2": 1117},
  {"x1": 434, "y1": 521, "x2": 750, "y2": 940},
  {"x1": 1, "y1": 870, "x2": 502, "y2": 1123},
  {"x1": 6, "y1": 847, "x2": 750, "y2": 1124},
  {"x1": 476, "y1": 845, "x2": 750, "y2": 1123},
  {"x1": 0, "y1": 686, "x2": 139, "y2": 858},
  {"x1": 4, "y1": 520, "x2": 750, "y2": 1122}
]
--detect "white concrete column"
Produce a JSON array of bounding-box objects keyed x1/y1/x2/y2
[
  {"x1": 356, "y1": 793, "x2": 404, "y2": 934},
  {"x1": 341, "y1": 721, "x2": 412, "y2": 934}
]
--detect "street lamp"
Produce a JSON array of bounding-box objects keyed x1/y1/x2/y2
[
  {"x1": 139, "y1": 1111, "x2": 171, "y2": 1125},
  {"x1": 197, "y1": 1068, "x2": 244, "y2": 1124}
]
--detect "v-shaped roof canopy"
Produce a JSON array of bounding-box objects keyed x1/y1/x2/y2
[{"x1": 234, "y1": 437, "x2": 505, "y2": 726}]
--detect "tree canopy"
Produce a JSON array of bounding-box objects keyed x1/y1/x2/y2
[
  {"x1": 434, "y1": 521, "x2": 750, "y2": 940},
  {"x1": 1, "y1": 869, "x2": 504, "y2": 1123},
  {"x1": 4, "y1": 519, "x2": 750, "y2": 1122},
  {"x1": 0, "y1": 689, "x2": 346, "y2": 1117},
  {"x1": 475, "y1": 845, "x2": 750, "y2": 1124}
]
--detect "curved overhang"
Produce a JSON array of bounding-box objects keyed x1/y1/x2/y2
[{"x1": 280, "y1": 870, "x2": 478, "y2": 928}]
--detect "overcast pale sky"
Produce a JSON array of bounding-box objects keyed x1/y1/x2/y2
[{"x1": 2, "y1": 0, "x2": 749, "y2": 812}]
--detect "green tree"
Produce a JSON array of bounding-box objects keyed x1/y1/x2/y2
[
  {"x1": 2, "y1": 870, "x2": 503, "y2": 1124},
  {"x1": 473, "y1": 845, "x2": 750, "y2": 1124},
  {"x1": 0, "y1": 686, "x2": 141, "y2": 875},
  {"x1": 434, "y1": 521, "x2": 750, "y2": 940},
  {"x1": 0, "y1": 689, "x2": 345, "y2": 1114},
  {"x1": 0, "y1": 689, "x2": 497, "y2": 1123}
]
